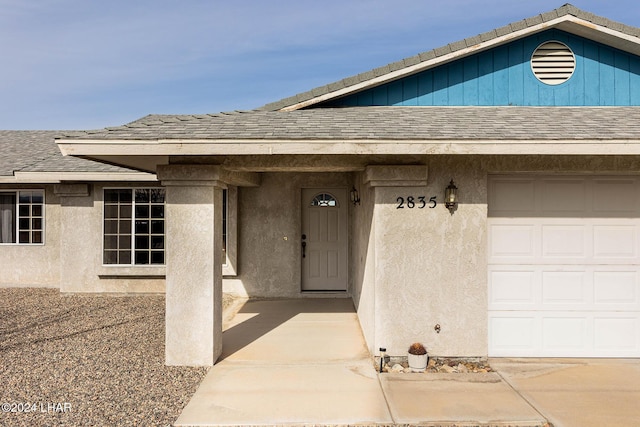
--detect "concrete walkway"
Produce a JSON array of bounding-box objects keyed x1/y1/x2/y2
[
  {"x1": 176, "y1": 298, "x2": 640, "y2": 427},
  {"x1": 176, "y1": 298, "x2": 392, "y2": 426}
]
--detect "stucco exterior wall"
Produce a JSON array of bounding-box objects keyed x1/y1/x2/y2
[
  {"x1": 223, "y1": 172, "x2": 352, "y2": 297},
  {"x1": 59, "y1": 183, "x2": 165, "y2": 294},
  {"x1": 0, "y1": 185, "x2": 61, "y2": 287},
  {"x1": 1, "y1": 183, "x2": 164, "y2": 292},
  {"x1": 7, "y1": 155, "x2": 640, "y2": 361},
  {"x1": 353, "y1": 155, "x2": 640, "y2": 359},
  {"x1": 369, "y1": 160, "x2": 487, "y2": 358},
  {"x1": 351, "y1": 171, "x2": 377, "y2": 350}
]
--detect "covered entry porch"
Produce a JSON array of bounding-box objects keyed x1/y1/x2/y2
[{"x1": 155, "y1": 159, "x2": 436, "y2": 366}]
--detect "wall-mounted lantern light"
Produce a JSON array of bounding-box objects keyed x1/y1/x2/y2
[
  {"x1": 350, "y1": 186, "x2": 361, "y2": 206},
  {"x1": 445, "y1": 179, "x2": 458, "y2": 214}
]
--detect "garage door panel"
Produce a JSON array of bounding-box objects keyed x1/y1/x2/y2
[
  {"x1": 489, "y1": 175, "x2": 640, "y2": 357},
  {"x1": 489, "y1": 270, "x2": 536, "y2": 306},
  {"x1": 542, "y1": 317, "x2": 587, "y2": 351},
  {"x1": 594, "y1": 317, "x2": 638, "y2": 351},
  {"x1": 490, "y1": 177, "x2": 640, "y2": 219},
  {"x1": 593, "y1": 179, "x2": 638, "y2": 215},
  {"x1": 490, "y1": 220, "x2": 640, "y2": 264},
  {"x1": 489, "y1": 224, "x2": 535, "y2": 259},
  {"x1": 594, "y1": 272, "x2": 639, "y2": 307},
  {"x1": 541, "y1": 179, "x2": 587, "y2": 215},
  {"x1": 488, "y1": 179, "x2": 535, "y2": 215},
  {"x1": 593, "y1": 225, "x2": 637, "y2": 259},
  {"x1": 491, "y1": 312, "x2": 640, "y2": 357},
  {"x1": 542, "y1": 271, "x2": 587, "y2": 305},
  {"x1": 541, "y1": 225, "x2": 586, "y2": 258},
  {"x1": 490, "y1": 316, "x2": 537, "y2": 352},
  {"x1": 490, "y1": 266, "x2": 640, "y2": 310}
]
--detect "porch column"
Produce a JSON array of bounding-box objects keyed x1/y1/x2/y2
[{"x1": 158, "y1": 165, "x2": 225, "y2": 366}]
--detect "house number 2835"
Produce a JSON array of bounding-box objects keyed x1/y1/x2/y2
[{"x1": 396, "y1": 196, "x2": 437, "y2": 209}]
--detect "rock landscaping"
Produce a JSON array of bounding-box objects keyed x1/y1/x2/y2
[
  {"x1": 381, "y1": 357, "x2": 493, "y2": 374},
  {"x1": 0, "y1": 288, "x2": 210, "y2": 427}
]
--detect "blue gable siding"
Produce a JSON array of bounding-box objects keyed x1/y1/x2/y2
[{"x1": 324, "y1": 30, "x2": 640, "y2": 107}]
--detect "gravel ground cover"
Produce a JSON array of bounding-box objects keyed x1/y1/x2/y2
[{"x1": 0, "y1": 288, "x2": 209, "y2": 426}]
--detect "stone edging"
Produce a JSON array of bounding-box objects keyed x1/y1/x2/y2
[{"x1": 375, "y1": 356, "x2": 493, "y2": 374}]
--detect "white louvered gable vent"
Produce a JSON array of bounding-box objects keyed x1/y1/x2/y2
[{"x1": 531, "y1": 41, "x2": 576, "y2": 85}]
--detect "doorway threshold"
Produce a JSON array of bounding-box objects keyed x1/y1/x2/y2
[{"x1": 300, "y1": 290, "x2": 350, "y2": 298}]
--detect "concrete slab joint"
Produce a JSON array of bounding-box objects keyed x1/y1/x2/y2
[{"x1": 364, "y1": 165, "x2": 428, "y2": 187}]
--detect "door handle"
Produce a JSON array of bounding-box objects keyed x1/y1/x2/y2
[{"x1": 301, "y1": 234, "x2": 307, "y2": 258}]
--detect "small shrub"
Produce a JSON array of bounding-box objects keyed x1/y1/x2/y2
[{"x1": 408, "y1": 342, "x2": 427, "y2": 355}]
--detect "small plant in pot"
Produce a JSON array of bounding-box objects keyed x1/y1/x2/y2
[{"x1": 407, "y1": 342, "x2": 428, "y2": 372}]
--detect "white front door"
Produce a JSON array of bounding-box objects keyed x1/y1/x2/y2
[{"x1": 301, "y1": 188, "x2": 348, "y2": 291}]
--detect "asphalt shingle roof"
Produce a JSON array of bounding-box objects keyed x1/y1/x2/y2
[
  {"x1": 61, "y1": 107, "x2": 640, "y2": 142},
  {"x1": 260, "y1": 4, "x2": 640, "y2": 111},
  {"x1": 0, "y1": 130, "x2": 139, "y2": 176}
]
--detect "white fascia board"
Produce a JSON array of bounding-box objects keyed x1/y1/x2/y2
[
  {"x1": 11, "y1": 171, "x2": 157, "y2": 183},
  {"x1": 0, "y1": 176, "x2": 18, "y2": 183},
  {"x1": 556, "y1": 17, "x2": 640, "y2": 55},
  {"x1": 280, "y1": 16, "x2": 640, "y2": 111},
  {"x1": 255, "y1": 140, "x2": 640, "y2": 155},
  {"x1": 423, "y1": 140, "x2": 640, "y2": 155},
  {"x1": 57, "y1": 140, "x2": 161, "y2": 155},
  {"x1": 55, "y1": 138, "x2": 640, "y2": 156}
]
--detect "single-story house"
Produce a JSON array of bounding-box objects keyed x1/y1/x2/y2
[
  {"x1": 0, "y1": 131, "x2": 160, "y2": 291},
  {"x1": 4, "y1": 4, "x2": 640, "y2": 366}
]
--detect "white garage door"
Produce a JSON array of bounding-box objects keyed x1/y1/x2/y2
[{"x1": 488, "y1": 176, "x2": 640, "y2": 357}]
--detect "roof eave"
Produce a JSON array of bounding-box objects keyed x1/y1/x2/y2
[
  {"x1": 0, "y1": 171, "x2": 157, "y2": 184},
  {"x1": 57, "y1": 142, "x2": 168, "y2": 174},
  {"x1": 56, "y1": 138, "x2": 640, "y2": 161}
]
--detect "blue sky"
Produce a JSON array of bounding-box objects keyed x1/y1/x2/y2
[{"x1": 1, "y1": 0, "x2": 639, "y2": 130}]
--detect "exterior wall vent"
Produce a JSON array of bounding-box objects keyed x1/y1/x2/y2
[{"x1": 531, "y1": 41, "x2": 575, "y2": 85}]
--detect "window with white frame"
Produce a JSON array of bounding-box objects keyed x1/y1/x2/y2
[
  {"x1": 222, "y1": 186, "x2": 238, "y2": 276},
  {"x1": 0, "y1": 190, "x2": 44, "y2": 244},
  {"x1": 103, "y1": 188, "x2": 165, "y2": 265}
]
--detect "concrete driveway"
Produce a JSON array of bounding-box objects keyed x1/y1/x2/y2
[
  {"x1": 491, "y1": 358, "x2": 640, "y2": 427},
  {"x1": 176, "y1": 298, "x2": 640, "y2": 427}
]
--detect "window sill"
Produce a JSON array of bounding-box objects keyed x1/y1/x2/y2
[
  {"x1": 223, "y1": 264, "x2": 237, "y2": 277},
  {"x1": 98, "y1": 265, "x2": 166, "y2": 279}
]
